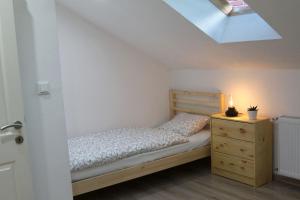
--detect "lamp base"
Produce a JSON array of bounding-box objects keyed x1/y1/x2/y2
[{"x1": 225, "y1": 107, "x2": 239, "y2": 117}]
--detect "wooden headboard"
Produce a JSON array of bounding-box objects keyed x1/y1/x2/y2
[{"x1": 169, "y1": 89, "x2": 225, "y2": 118}]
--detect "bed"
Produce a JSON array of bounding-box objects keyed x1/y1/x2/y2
[{"x1": 71, "y1": 89, "x2": 225, "y2": 196}]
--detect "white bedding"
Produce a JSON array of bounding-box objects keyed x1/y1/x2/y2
[
  {"x1": 68, "y1": 128, "x2": 188, "y2": 172},
  {"x1": 71, "y1": 129, "x2": 210, "y2": 181}
]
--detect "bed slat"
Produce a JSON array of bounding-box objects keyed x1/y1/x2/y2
[{"x1": 169, "y1": 89, "x2": 225, "y2": 117}]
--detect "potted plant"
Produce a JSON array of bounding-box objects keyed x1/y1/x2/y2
[{"x1": 247, "y1": 106, "x2": 258, "y2": 120}]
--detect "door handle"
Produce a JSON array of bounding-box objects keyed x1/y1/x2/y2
[{"x1": 0, "y1": 121, "x2": 23, "y2": 131}]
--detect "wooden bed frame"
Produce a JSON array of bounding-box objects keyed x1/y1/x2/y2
[{"x1": 72, "y1": 89, "x2": 225, "y2": 196}]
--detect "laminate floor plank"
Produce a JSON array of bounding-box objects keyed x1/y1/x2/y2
[{"x1": 74, "y1": 159, "x2": 300, "y2": 200}]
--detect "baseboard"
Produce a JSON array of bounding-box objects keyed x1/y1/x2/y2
[{"x1": 273, "y1": 174, "x2": 300, "y2": 187}]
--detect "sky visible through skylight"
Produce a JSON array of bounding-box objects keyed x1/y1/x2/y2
[{"x1": 226, "y1": 0, "x2": 250, "y2": 10}]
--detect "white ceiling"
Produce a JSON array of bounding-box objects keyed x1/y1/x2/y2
[{"x1": 56, "y1": 0, "x2": 300, "y2": 69}]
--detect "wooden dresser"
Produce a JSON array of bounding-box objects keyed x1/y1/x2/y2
[{"x1": 211, "y1": 113, "x2": 273, "y2": 187}]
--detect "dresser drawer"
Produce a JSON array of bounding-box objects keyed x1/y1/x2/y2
[
  {"x1": 212, "y1": 152, "x2": 255, "y2": 178},
  {"x1": 212, "y1": 119, "x2": 255, "y2": 142},
  {"x1": 212, "y1": 135, "x2": 255, "y2": 160}
]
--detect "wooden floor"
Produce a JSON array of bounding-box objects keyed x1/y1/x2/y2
[{"x1": 74, "y1": 158, "x2": 300, "y2": 200}]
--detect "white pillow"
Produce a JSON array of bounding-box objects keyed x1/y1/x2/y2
[{"x1": 159, "y1": 113, "x2": 210, "y2": 137}]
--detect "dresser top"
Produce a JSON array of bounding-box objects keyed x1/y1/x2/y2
[{"x1": 211, "y1": 113, "x2": 270, "y2": 123}]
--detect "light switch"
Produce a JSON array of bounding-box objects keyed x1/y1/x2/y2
[{"x1": 37, "y1": 81, "x2": 50, "y2": 95}]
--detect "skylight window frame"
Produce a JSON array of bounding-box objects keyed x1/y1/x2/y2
[{"x1": 164, "y1": 0, "x2": 282, "y2": 43}]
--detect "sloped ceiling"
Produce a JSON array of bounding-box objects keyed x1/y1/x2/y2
[{"x1": 56, "y1": 0, "x2": 300, "y2": 69}]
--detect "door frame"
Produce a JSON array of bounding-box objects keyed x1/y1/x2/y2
[{"x1": 12, "y1": 0, "x2": 74, "y2": 199}]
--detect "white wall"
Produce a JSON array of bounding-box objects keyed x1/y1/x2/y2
[
  {"x1": 56, "y1": 5, "x2": 170, "y2": 137},
  {"x1": 14, "y1": 0, "x2": 73, "y2": 200},
  {"x1": 170, "y1": 68, "x2": 300, "y2": 118}
]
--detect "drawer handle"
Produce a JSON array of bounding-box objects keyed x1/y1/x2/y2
[
  {"x1": 229, "y1": 163, "x2": 235, "y2": 166},
  {"x1": 241, "y1": 160, "x2": 247, "y2": 164},
  {"x1": 240, "y1": 148, "x2": 245, "y2": 152},
  {"x1": 240, "y1": 167, "x2": 245, "y2": 170},
  {"x1": 220, "y1": 161, "x2": 224, "y2": 164},
  {"x1": 240, "y1": 128, "x2": 246, "y2": 133},
  {"x1": 219, "y1": 127, "x2": 224, "y2": 130},
  {"x1": 220, "y1": 144, "x2": 224, "y2": 147}
]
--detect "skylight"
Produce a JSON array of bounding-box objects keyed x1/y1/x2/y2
[{"x1": 164, "y1": 0, "x2": 282, "y2": 43}]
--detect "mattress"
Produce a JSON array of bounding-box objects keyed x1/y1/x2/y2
[
  {"x1": 69, "y1": 128, "x2": 188, "y2": 172},
  {"x1": 71, "y1": 129, "x2": 210, "y2": 181}
]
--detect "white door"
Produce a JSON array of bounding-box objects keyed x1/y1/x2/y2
[{"x1": 0, "y1": 0, "x2": 33, "y2": 199}]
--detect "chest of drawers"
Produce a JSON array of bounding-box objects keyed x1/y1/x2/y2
[{"x1": 211, "y1": 113, "x2": 272, "y2": 187}]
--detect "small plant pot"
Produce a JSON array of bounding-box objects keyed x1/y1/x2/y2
[{"x1": 248, "y1": 111, "x2": 258, "y2": 120}]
